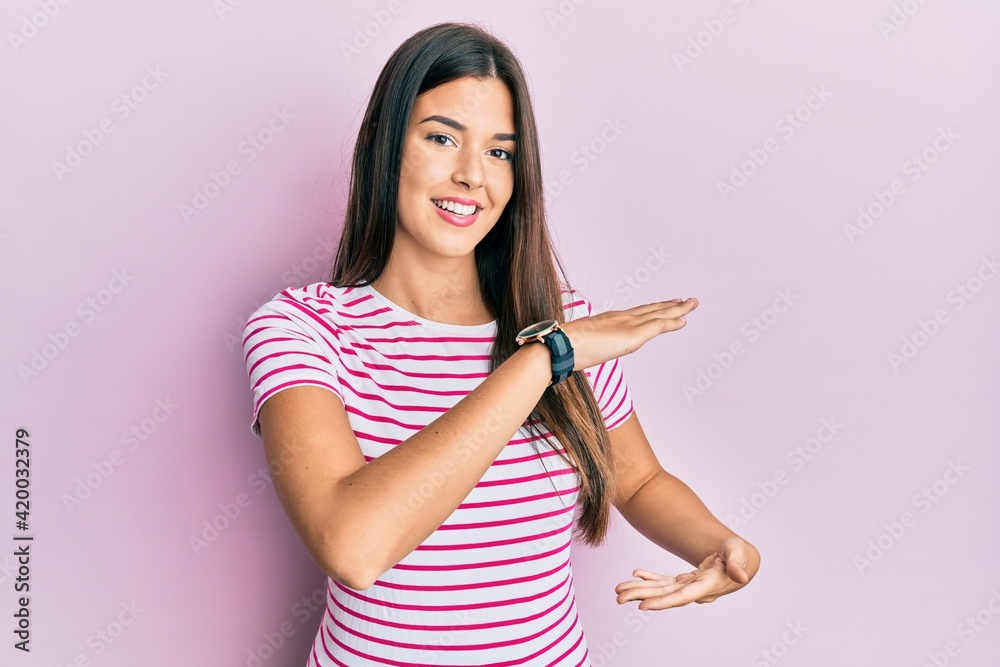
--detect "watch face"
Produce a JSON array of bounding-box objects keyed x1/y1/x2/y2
[{"x1": 518, "y1": 319, "x2": 558, "y2": 338}]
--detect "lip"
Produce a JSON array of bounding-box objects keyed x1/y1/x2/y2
[{"x1": 430, "y1": 198, "x2": 481, "y2": 228}]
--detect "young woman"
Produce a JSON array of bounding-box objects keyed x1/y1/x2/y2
[{"x1": 243, "y1": 21, "x2": 760, "y2": 666}]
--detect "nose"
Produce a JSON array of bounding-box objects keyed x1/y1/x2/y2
[{"x1": 451, "y1": 144, "x2": 485, "y2": 191}]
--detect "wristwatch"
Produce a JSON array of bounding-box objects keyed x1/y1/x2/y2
[{"x1": 516, "y1": 320, "x2": 575, "y2": 386}]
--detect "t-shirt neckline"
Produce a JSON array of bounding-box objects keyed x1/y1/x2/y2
[{"x1": 355, "y1": 283, "x2": 498, "y2": 334}]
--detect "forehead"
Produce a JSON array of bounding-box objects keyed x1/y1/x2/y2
[{"x1": 410, "y1": 77, "x2": 514, "y2": 129}]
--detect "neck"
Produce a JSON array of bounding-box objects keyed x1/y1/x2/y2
[{"x1": 371, "y1": 259, "x2": 494, "y2": 326}]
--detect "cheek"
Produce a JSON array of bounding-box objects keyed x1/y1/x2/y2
[
  {"x1": 489, "y1": 171, "x2": 515, "y2": 205},
  {"x1": 400, "y1": 140, "x2": 449, "y2": 185}
]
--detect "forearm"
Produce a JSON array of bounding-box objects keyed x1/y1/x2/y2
[
  {"x1": 333, "y1": 341, "x2": 553, "y2": 587},
  {"x1": 619, "y1": 469, "x2": 759, "y2": 575}
]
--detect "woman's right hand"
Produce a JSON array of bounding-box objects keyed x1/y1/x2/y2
[{"x1": 560, "y1": 298, "x2": 698, "y2": 372}]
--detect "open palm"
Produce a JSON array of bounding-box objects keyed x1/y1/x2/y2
[{"x1": 614, "y1": 538, "x2": 753, "y2": 610}]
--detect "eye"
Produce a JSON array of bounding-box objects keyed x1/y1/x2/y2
[
  {"x1": 426, "y1": 133, "x2": 514, "y2": 162},
  {"x1": 488, "y1": 148, "x2": 514, "y2": 161},
  {"x1": 426, "y1": 133, "x2": 455, "y2": 147}
]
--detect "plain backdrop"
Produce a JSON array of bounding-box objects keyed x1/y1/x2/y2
[{"x1": 2, "y1": 1, "x2": 999, "y2": 665}]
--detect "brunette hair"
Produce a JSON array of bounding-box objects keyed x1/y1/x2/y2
[{"x1": 328, "y1": 21, "x2": 621, "y2": 547}]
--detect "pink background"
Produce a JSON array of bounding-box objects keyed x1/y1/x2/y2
[{"x1": 3, "y1": 1, "x2": 999, "y2": 665}]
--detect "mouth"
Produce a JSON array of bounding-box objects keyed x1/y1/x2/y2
[{"x1": 430, "y1": 198, "x2": 481, "y2": 227}]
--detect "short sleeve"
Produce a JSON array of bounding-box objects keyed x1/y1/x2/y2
[
  {"x1": 586, "y1": 355, "x2": 635, "y2": 431},
  {"x1": 568, "y1": 290, "x2": 636, "y2": 432},
  {"x1": 241, "y1": 300, "x2": 344, "y2": 439}
]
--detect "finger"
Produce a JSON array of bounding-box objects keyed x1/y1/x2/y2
[
  {"x1": 628, "y1": 298, "x2": 698, "y2": 317},
  {"x1": 726, "y1": 562, "x2": 749, "y2": 585},
  {"x1": 635, "y1": 579, "x2": 717, "y2": 611},
  {"x1": 638, "y1": 313, "x2": 689, "y2": 336},
  {"x1": 615, "y1": 576, "x2": 678, "y2": 593},
  {"x1": 617, "y1": 581, "x2": 686, "y2": 605},
  {"x1": 635, "y1": 587, "x2": 701, "y2": 611},
  {"x1": 616, "y1": 578, "x2": 680, "y2": 593},
  {"x1": 627, "y1": 299, "x2": 681, "y2": 314},
  {"x1": 717, "y1": 544, "x2": 750, "y2": 584},
  {"x1": 620, "y1": 569, "x2": 680, "y2": 586},
  {"x1": 622, "y1": 568, "x2": 730, "y2": 603}
]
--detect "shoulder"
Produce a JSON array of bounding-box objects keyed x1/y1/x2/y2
[
  {"x1": 558, "y1": 283, "x2": 596, "y2": 322},
  {"x1": 243, "y1": 282, "x2": 366, "y2": 338}
]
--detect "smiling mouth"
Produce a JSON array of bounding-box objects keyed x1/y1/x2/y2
[{"x1": 431, "y1": 199, "x2": 480, "y2": 217}]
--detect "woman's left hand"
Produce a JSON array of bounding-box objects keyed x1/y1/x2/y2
[{"x1": 614, "y1": 536, "x2": 757, "y2": 610}]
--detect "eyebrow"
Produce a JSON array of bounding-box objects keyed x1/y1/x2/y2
[{"x1": 418, "y1": 115, "x2": 516, "y2": 142}]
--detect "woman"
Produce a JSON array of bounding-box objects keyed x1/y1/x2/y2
[{"x1": 242, "y1": 21, "x2": 760, "y2": 666}]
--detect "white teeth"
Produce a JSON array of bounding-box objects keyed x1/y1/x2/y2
[{"x1": 433, "y1": 199, "x2": 476, "y2": 216}]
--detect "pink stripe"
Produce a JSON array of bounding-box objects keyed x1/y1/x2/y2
[
  {"x1": 246, "y1": 346, "x2": 331, "y2": 381},
  {"x1": 318, "y1": 621, "x2": 350, "y2": 666},
  {"x1": 339, "y1": 361, "x2": 484, "y2": 393},
  {"x1": 363, "y1": 334, "x2": 495, "y2": 343},
  {"x1": 250, "y1": 361, "x2": 340, "y2": 396},
  {"x1": 341, "y1": 354, "x2": 491, "y2": 381},
  {"x1": 243, "y1": 323, "x2": 313, "y2": 361},
  {"x1": 597, "y1": 360, "x2": 625, "y2": 412},
  {"x1": 281, "y1": 298, "x2": 348, "y2": 345},
  {"x1": 603, "y1": 391, "x2": 628, "y2": 425},
  {"x1": 492, "y1": 446, "x2": 567, "y2": 465},
  {"x1": 457, "y1": 485, "x2": 579, "y2": 510},
  {"x1": 391, "y1": 536, "x2": 571, "y2": 572},
  {"x1": 415, "y1": 518, "x2": 572, "y2": 552},
  {"x1": 328, "y1": 574, "x2": 571, "y2": 632},
  {"x1": 301, "y1": 296, "x2": 390, "y2": 321},
  {"x1": 546, "y1": 618, "x2": 587, "y2": 667},
  {"x1": 329, "y1": 558, "x2": 572, "y2": 611},
  {"x1": 255, "y1": 379, "x2": 342, "y2": 414},
  {"x1": 437, "y1": 503, "x2": 574, "y2": 531},
  {"x1": 472, "y1": 467, "x2": 576, "y2": 489},
  {"x1": 324, "y1": 584, "x2": 576, "y2": 658},
  {"x1": 590, "y1": 361, "x2": 608, "y2": 400},
  {"x1": 355, "y1": 429, "x2": 565, "y2": 456},
  {"x1": 369, "y1": 558, "x2": 571, "y2": 594},
  {"x1": 245, "y1": 285, "x2": 599, "y2": 666},
  {"x1": 606, "y1": 405, "x2": 635, "y2": 431}
]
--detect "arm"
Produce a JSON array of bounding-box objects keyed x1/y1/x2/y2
[
  {"x1": 620, "y1": 470, "x2": 759, "y2": 575},
  {"x1": 254, "y1": 295, "x2": 695, "y2": 591},
  {"x1": 258, "y1": 341, "x2": 554, "y2": 590},
  {"x1": 609, "y1": 410, "x2": 760, "y2": 576}
]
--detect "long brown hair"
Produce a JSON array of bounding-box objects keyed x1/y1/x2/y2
[{"x1": 328, "y1": 21, "x2": 621, "y2": 548}]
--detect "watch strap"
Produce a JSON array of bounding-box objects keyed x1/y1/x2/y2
[{"x1": 541, "y1": 326, "x2": 574, "y2": 386}]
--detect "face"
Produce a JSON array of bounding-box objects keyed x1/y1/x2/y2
[{"x1": 394, "y1": 76, "x2": 516, "y2": 263}]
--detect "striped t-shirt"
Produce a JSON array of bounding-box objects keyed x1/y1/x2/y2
[{"x1": 242, "y1": 281, "x2": 634, "y2": 667}]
